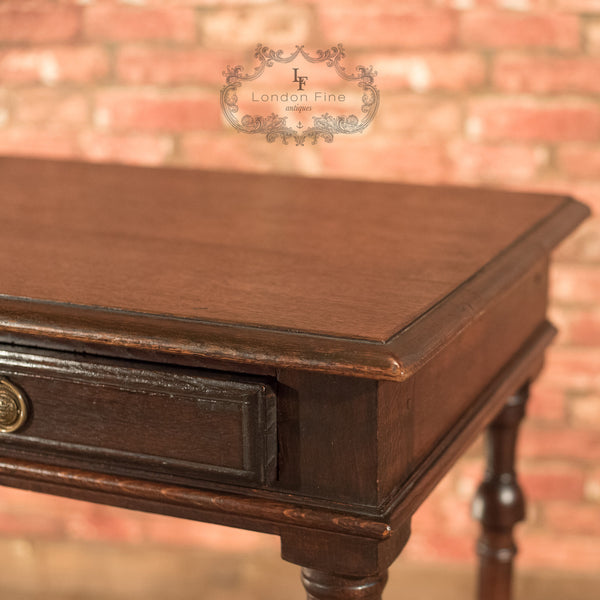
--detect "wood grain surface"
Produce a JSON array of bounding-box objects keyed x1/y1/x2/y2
[
  {"x1": 0, "y1": 157, "x2": 589, "y2": 381},
  {"x1": 0, "y1": 344, "x2": 277, "y2": 486}
]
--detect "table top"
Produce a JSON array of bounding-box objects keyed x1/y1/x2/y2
[{"x1": 1, "y1": 156, "x2": 589, "y2": 380}]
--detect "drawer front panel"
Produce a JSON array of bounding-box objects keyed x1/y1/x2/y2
[{"x1": 0, "y1": 346, "x2": 277, "y2": 486}]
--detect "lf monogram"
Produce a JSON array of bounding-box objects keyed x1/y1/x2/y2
[{"x1": 292, "y1": 68, "x2": 308, "y2": 91}]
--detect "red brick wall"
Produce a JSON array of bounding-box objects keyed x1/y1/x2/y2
[{"x1": 0, "y1": 0, "x2": 598, "y2": 573}]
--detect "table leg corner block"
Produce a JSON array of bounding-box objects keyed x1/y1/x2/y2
[{"x1": 280, "y1": 520, "x2": 411, "y2": 599}]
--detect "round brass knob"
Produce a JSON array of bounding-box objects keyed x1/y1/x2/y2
[{"x1": 0, "y1": 378, "x2": 29, "y2": 433}]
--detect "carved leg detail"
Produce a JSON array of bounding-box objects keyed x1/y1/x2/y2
[
  {"x1": 472, "y1": 386, "x2": 528, "y2": 600},
  {"x1": 301, "y1": 568, "x2": 388, "y2": 600}
]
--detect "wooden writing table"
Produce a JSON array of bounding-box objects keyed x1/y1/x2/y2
[{"x1": 0, "y1": 157, "x2": 589, "y2": 599}]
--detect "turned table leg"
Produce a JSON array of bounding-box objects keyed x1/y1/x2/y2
[
  {"x1": 472, "y1": 385, "x2": 528, "y2": 600},
  {"x1": 301, "y1": 568, "x2": 388, "y2": 600},
  {"x1": 281, "y1": 522, "x2": 410, "y2": 600}
]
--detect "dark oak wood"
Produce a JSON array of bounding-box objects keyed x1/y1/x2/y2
[
  {"x1": 0, "y1": 345, "x2": 277, "y2": 486},
  {"x1": 0, "y1": 156, "x2": 589, "y2": 380},
  {"x1": 0, "y1": 156, "x2": 589, "y2": 599},
  {"x1": 387, "y1": 321, "x2": 552, "y2": 530},
  {"x1": 473, "y1": 387, "x2": 529, "y2": 600},
  {"x1": 0, "y1": 456, "x2": 392, "y2": 540},
  {"x1": 0, "y1": 157, "x2": 564, "y2": 341},
  {"x1": 378, "y1": 256, "x2": 549, "y2": 506},
  {"x1": 301, "y1": 568, "x2": 389, "y2": 600}
]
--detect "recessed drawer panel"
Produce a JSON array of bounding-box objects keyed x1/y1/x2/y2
[{"x1": 0, "y1": 346, "x2": 277, "y2": 486}]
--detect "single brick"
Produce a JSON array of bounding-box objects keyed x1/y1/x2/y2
[
  {"x1": 377, "y1": 97, "x2": 461, "y2": 137},
  {"x1": 79, "y1": 132, "x2": 174, "y2": 166},
  {"x1": 402, "y1": 529, "x2": 475, "y2": 563},
  {"x1": 94, "y1": 90, "x2": 222, "y2": 132},
  {"x1": 140, "y1": 514, "x2": 273, "y2": 551},
  {"x1": 181, "y1": 134, "x2": 271, "y2": 172},
  {"x1": 0, "y1": 92, "x2": 9, "y2": 128},
  {"x1": 317, "y1": 8, "x2": 457, "y2": 49},
  {"x1": 527, "y1": 379, "x2": 567, "y2": 422},
  {"x1": 554, "y1": 219, "x2": 600, "y2": 264},
  {"x1": 543, "y1": 345, "x2": 600, "y2": 393},
  {"x1": 460, "y1": 11, "x2": 580, "y2": 49},
  {"x1": 519, "y1": 532, "x2": 600, "y2": 571},
  {"x1": 466, "y1": 99, "x2": 600, "y2": 142},
  {"x1": 569, "y1": 393, "x2": 600, "y2": 428},
  {"x1": 555, "y1": 0, "x2": 600, "y2": 11},
  {"x1": 519, "y1": 426, "x2": 600, "y2": 461},
  {"x1": 181, "y1": 133, "x2": 322, "y2": 176},
  {"x1": 360, "y1": 51, "x2": 485, "y2": 92},
  {"x1": 519, "y1": 462, "x2": 585, "y2": 501},
  {"x1": 558, "y1": 144, "x2": 600, "y2": 179},
  {"x1": 551, "y1": 264, "x2": 600, "y2": 306},
  {"x1": 321, "y1": 138, "x2": 449, "y2": 184},
  {"x1": 0, "y1": 46, "x2": 109, "y2": 85},
  {"x1": 85, "y1": 5, "x2": 196, "y2": 42},
  {"x1": 409, "y1": 475, "x2": 476, "y2": 539},
  {"x1": 494, "y1": 55, "x2": 600, "y2": 94},
  {"x1": 13, "y1": 90, "x2": 88, "y2": 129},
  {"x1": 452, "y1": 457, "x2": 485, "y2": 502},
  {"x1": 438, "y1": 0, "x2": 553, "y2": 7},
  {"x1": 199, "y1": 5, "x2": 312, "y2": 48},
  {"x1": 586, "y1": 19, "x2": 600, "y2": 54},
  {"x1": 0, "y1": 129, "x2": 77, "y2": 159},
  {"x1": 448, "y1": 142, "x2": 548, "y2": 184},
  {"x1": 0, "y1": 510, "x2": 65, "y2": 539},
  {"x1": 0, "y1": 2, "x2": 81, "y2": 43},
  {"x1": 551, "y1": 305, "x2": 600, "y2": 347},
  {"x1": 544, "y1": 501, "x2": 600, "y2": 536},
  {"x1": 117, "y1": 47, "x2": 246, "y2": 86},
  {"x1": 64, "y1": 504, "x2": 145, "y2": 544},
  {"x1": 584, "y1": 467, "x2": 600, "y2": 502}
]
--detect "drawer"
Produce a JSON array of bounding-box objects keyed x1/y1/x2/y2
[{"x1": 0, "y1": 345, "x2": 277, "y2": 486}]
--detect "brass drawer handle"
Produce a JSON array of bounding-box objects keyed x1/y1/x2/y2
[{"x1": 0, "y1": 378, "x2": 29, "y2": 433}]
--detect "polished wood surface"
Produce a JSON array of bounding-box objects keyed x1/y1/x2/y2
[
  {"x1": 0, "y1": 156, "x2": 588, "y2": 379},
  {"x1": 301, "y1": 568, "x2": 389, "y2": 600},
  {"x1": 0, "y1": 157, "x2": 589, "y2": 599},
  {"x1": 0, "y1": 344, "x2": 277, "y2": 486}
]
